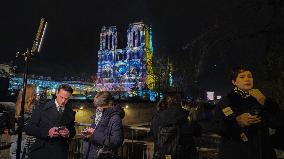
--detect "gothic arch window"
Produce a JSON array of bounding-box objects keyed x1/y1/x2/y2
[
  {"x1": 132, "y1": 52, "x2": 134, "y2": 59},
  {"x1": 137, "y1": 30, "x2": 141, "y2": 46},
  {"x1": 116, "y1": 54, "x2": 119, "y2": 61},
  {"x1": 106, "y1": 35, "x2": 109, "y2": 50},
  {"x1": 119, "y1": 54, "x2": 122, "y2": 61},
  {"x1": 102, "y1": 70, "x2": 107, "y2": 78},
  {"x1": 107, "y1": 70, "x2": 112, "y2": 78},
  {"x1": 106, "y1": 54, "x2": 109, "y2": 61},
  {"x1": 132, "y1": 31, "x2": 136, "y2": 47},
  {"x1": 110, "y1": 34, "x2": 113, "y2": 49},
  {"x1": 124, "y1": 53, "x2": 127, "y2": 60}
]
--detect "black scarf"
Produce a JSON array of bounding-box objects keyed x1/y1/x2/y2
[{"x1": 233, "y1": 87, "x2": 251, "y2": 98}]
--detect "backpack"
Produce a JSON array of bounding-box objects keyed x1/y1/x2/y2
[{"x1": 155, "y1": 124, "x2": 181, "y2": 159}]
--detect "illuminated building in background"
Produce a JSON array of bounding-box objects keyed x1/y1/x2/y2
[
  {"x1": 96, "y1": 22, "x2": 155, "y2": 92},
  {"x1": 9, "y1": 76, "x2": 95, "y2": 100}
]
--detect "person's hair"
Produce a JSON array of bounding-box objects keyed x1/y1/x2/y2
[
  {"x1": 15, "y1": 84, "x2": 37, "y2": 117},
  {"x1": 164, "y1": 91, "x2": 182, "y2": 107},
  {"x1": 93, "y1": 91, "x2": 113, "y2": 107},
  {"x1": 156, "y1": 99, "x2": 167, "y2": 112},
  {"x1": 231, "y1": 66, "x2": 253, "y2": 81},
  {"x1": 57, "y1": 84, "x2": 73, "y2": 94}
]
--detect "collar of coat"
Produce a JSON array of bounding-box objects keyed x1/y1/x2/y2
[
  {"x1": 41, "y1": 101, "x2": 71, "y2": 112},
  {"x1": 233, "y1": 87, "x2": 251, "y2": 98}
]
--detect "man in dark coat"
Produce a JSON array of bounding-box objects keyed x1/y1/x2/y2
[
  {"x1": 82, "y1": 91, "x2": 124, "y2": 159},
  {"x1": 212, "y1": 66, "x2": 281, "y2": 159},
  {"x1": 25, "y1": 84, "x2": 76, "y2": 159}
]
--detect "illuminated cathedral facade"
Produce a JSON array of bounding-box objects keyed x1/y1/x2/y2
[{"x1": 96, "y1": 22, "x2": 155, "y2": 92}]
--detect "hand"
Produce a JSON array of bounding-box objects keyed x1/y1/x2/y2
[
  {"x1": 81, "y1": 127, "x2": 95, "y2": 138},
  {"x1": 236, "y1": 113, "x2": 262, "y2": 127},
  {"x1": 249, "y1": 89, "x2": 266, "y2": 105},
  {"x1": 48, "y1": 127, "x2": 60, "y2": 138},
  {"x1": 59, "y1": 127, "x2": 70, "y2": 138}
]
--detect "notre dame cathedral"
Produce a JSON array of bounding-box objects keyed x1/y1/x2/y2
[{"x1": 96, "y1": 22, "x2": 155, "y2": 92}]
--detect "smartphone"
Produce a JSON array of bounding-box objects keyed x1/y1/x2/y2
[
  {"x1": 81, "y1": 130, "x2": 88, "y2": 136},
  {"x1": 81, "y1": 129, "x2": 87, "y2": 133},
  {"x1": 57, "y1": 126, "x2": 66, "y2": 132}
]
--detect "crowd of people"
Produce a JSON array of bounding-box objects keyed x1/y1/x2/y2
[
  {"x1": 3, "y1": 66, "x2": 284, "y2": 159},
  {"x1": 8, "y1": 84, "x2": 125, "y2": 159}
]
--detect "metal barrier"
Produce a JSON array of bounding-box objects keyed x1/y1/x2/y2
[
  {"x1": 68, "y1": 137, "x2": 153, "y2": 159},
  {"x1": 68, "y1": 123, "x2": 154, "y2": 159}
]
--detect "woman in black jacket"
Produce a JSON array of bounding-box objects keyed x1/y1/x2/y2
[
  {"x1": 82, "y1": 91, "x2": 124, "y2": 159},
  {"x1": 213, "y1": 66, "x2": 282, "y2": 159}
]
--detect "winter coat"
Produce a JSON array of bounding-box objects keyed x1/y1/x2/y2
[
  {"x1": 212, "y1": 90, "x2": 281, "y2": 159},
  {"x1": 25, "y1": 101, "x2": 76, "y2": 159},
  {"x1": 83, "y1": 105, "x2": 124, "y2": 159},
  {"x1": 151, "y1": 106, "x2": 197, "y2": 159}
]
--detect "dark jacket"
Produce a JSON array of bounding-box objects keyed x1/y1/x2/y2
[
  {"x1": 151, "y1": 106, "x2": 197, "y2": 159},
  {"x1": 212, "y1": 91, "x2": 281, "y2": 159},
  {"x1": 25, "y1": 101, "x2": 76, "y2": 159},
  {"x1": 83, "y1": 105, "x2": 124, "y2": 159}
]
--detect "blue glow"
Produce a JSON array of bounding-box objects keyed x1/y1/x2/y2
[
  {"x1": 150, "y1": 28, "x2": 154, "y2": 53},
  {"x1": 9, "y1": 77, "x2": 95, "y2": 99},
  {"x1": 97, "y1": 22, "x2": 153, "y2": 92},
  {"x1": 118, "y1": 65, "x2": 127, "y2": 75}
]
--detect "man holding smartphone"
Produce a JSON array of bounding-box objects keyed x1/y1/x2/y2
[{"x1": 25, "y1": 84, "x2": 76, "y2": 159}]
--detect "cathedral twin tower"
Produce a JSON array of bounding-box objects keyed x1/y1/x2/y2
[{"x1": 96, "y1": 22, "x2": 155, "y2": 92}]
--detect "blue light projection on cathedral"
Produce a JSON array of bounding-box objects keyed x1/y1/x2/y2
[
  {"x1": 96, "y1": 22, "x2": 155, "y2": 94},
  {"x1": 7, "y1": 22, "x2": 157, "y2": 101}
]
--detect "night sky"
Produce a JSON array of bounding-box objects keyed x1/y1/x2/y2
[{"x1": 1, "y1": 0, "x2": 281, "y2": 95}]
